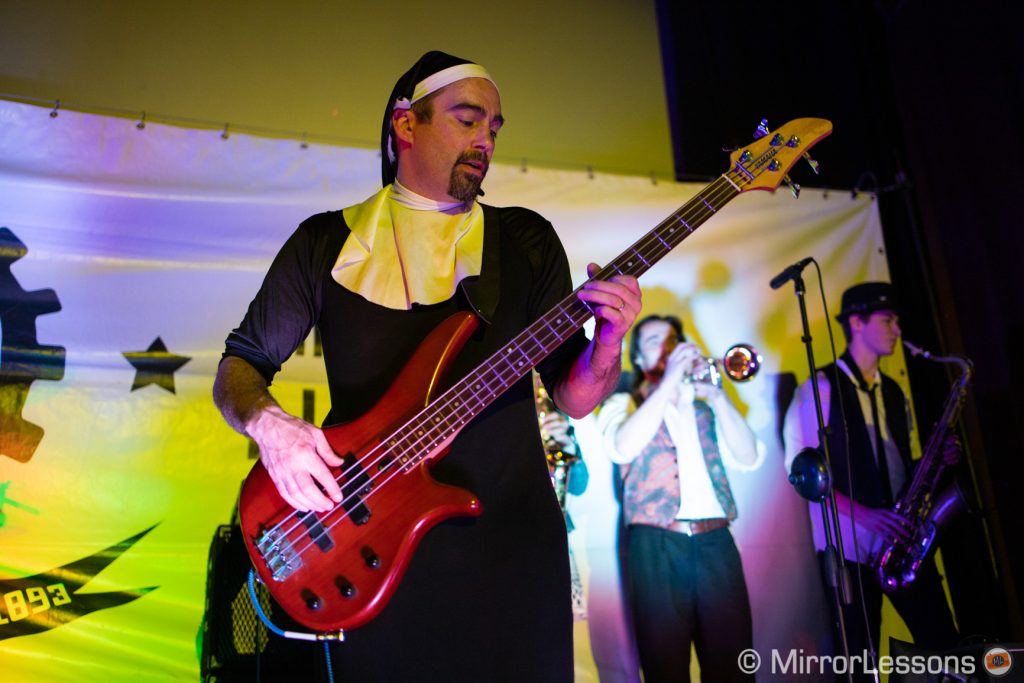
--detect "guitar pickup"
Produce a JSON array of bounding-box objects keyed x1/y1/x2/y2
[
  {"x1": 296, "y1": 511, "x2": 335, "y2": 552},
  {"x1": 339, "y1": 453, "x2": 372, "y2": 526}
]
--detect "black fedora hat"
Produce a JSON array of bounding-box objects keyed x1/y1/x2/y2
[{"x1": 835, "y1": 281, "x2": 898, "y2": 321}]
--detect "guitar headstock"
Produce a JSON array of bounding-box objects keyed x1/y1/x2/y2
[{"x1": 728, "y1": 118, "x2": 832, "y2": 195}]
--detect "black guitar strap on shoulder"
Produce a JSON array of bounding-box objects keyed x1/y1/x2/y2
[{"x1": 457, "y1": 203, "x2": 501, "y2": 325}]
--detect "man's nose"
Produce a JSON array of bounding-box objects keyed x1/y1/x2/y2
[{"x1": 472, "y1": 127, "x2": 494, "y2": 156}]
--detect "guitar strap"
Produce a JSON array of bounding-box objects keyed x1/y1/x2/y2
[{"x1": 457, "y1": 203, "x2": 501, "y2": 324}]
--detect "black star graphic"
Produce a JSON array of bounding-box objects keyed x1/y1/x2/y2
[{"x1": 122, "y1": 337, "x2": 190, "y2": 393}]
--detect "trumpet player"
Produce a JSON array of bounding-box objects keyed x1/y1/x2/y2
[
  {"x1": 783, "y1": 282, "x2": 958, "y2": 678},
  {"x1": 598, "y1": 314, "x2": 761, "y2": 683}
]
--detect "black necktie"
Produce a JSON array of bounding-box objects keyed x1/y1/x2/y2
[{"x1": 866, "y1": 384, "x2": 893, "y2": 506}]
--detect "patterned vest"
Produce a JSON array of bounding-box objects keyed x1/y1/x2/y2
[{"x1": 619, "y1": 399, "x2": 737, "y2": 526}]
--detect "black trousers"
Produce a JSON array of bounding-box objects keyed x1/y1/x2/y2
[
  {"x1": 818, "y1": 552, "x2": 959, "y2": 681},
  {"x1": 627, "y1": 524, "x2": 754, "y2": 683}
]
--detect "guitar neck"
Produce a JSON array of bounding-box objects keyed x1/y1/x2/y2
[{"x1": 386, "y1": 173, "x2": 742, "y2": 470}]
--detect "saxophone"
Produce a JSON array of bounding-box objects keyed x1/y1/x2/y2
[
  {"x1": 533, "y1": 372, "x2": 580, "y2": 514},
  {"x1": 873, "y1": 340, "x2": 972, "y2": 593}
]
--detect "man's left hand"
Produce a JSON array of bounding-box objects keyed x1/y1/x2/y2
[
  {"x1": 540, "y1": 411, "x2": 575, "y2": 452},
  {"x1": 694, "y1": 380, "x2": 726, "y2": 403},
  {"x1": 577, "y1": 262, "x2": 641, "y2": 348}
]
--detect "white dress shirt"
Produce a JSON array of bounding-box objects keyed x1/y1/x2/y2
[{"x1": 782, "y1": 360, "x2": 910, "y2": 563}]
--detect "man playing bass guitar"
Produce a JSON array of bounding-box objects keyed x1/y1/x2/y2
[{"x1": 213, "y1": 50, "x2": 640, "y2": 683}]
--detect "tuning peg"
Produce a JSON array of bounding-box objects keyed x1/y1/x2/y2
[
  {"x1": 754, "y1": 119, "x2": 770, "y2": 139},
  {"x1": 803, "y1": 154, "x2": 821, "y2": 175},
  {"x1": 783, "y1": 175, "x2": 802, "y2": 198}
]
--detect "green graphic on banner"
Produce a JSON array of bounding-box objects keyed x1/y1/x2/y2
[{"x1": 0, "y1": 525, "x2": 159, "y2": 640}]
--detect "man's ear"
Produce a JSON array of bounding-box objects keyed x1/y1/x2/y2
[{"x1": 392, "y1": 108, "x2": 415, "y2": 146}]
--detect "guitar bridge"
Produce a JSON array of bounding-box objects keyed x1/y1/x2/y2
[{"x1": 256, "y1": 526, "x2": 302, "y2": 581}]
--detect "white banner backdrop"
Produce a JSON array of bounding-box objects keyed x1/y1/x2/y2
[{"x1": 0, "y1": 99, "x2": 902, "y2": 682}]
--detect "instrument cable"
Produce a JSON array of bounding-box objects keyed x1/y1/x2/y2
[{"x1": 247, "y1": 568, "x2": 340, "y2": 683}]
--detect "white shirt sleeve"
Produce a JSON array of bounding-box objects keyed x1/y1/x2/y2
[
  {"x1": 595, "y1": 392, "x2": 637, "y2": 464},
  {"x1": 712, "y1": 401, "x2": 765, "y2": 473},
  {"x1": 782, "y1": 372, "x2": 831, "y2": 473}
]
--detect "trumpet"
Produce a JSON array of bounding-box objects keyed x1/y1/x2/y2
[{"x1": 684, "y1": 343, "x2": 763, "y2": 387}]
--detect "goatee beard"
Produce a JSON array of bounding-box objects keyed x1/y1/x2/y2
[{"x1": 448, "y1": 151, "x2": 487, "y2": 203}]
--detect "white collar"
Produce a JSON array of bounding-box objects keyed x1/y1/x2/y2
[
  {"x1": 390, "y1": 181, "x2": 467, "y2": 212},
  {"x1": 837, "y1": 358, "x2": 880, "y2": 390}
]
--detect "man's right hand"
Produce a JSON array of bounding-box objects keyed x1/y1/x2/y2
[
  {"x1": 853, "y1": 501, "x2": 913, "y2": 544},
  {"x1": 247, "y1": 405, "x2": 345, "y2": 513},
  {"x1": 654, "y1": 341, "x2": 703, "y2": 402}
]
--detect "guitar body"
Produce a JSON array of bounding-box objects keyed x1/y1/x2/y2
[{"x1": 239, "y1": 311, "x2": 483, "y2": 632}]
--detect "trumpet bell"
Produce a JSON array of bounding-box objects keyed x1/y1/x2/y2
[
  {"x1": 685, "y1": 343, "x2": 763, "y2": 387},
  {"x1": 722, "y1": 344, "x2": 762, "y2": 382}
]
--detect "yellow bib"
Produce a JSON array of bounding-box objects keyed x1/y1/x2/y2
[{"x1": 334, "y1": 184, "x2": 484, "y2": 310}]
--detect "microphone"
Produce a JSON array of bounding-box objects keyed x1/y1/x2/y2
[
  {"x1": 769, "y1": 256, "x2": 814, "y2": 290},
  {"x1": 789, "y1": 447, "x2": 831, "y2": 502}
]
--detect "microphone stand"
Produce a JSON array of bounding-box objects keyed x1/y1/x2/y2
[{"x1": 787, "y1": 273, "x2": 855, "y2": 682}]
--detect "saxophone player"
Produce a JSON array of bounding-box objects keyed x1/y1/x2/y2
[{"x1": 783, "y1": 282, "x2": 959, "y2": 676}]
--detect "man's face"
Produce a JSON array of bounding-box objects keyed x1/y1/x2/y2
[
  {"x1": 854, "y1": 309, "x2": 901, "y2": 357},
  {"x1": 635, "y1": 320, "x2": 677, "y2": 376},
  {"x1": 394, "y1": 77, "x2": 503, "y2": 202}
]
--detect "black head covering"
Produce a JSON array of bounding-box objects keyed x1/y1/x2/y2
[
  {"x1": 380, "y1": 51, "x2": 475, "y2": 187},
  {"x1": 835, "y1": 281, "x2": 899, "y2": 321}
]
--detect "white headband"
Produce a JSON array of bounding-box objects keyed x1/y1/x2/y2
[{"x1": 392, "y1": 63, "x2": 498, "y2": 111}]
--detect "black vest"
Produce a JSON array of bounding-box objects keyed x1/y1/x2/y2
[{"x1": 820, "y1": 360, "x2": 914, "y2": 508}]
